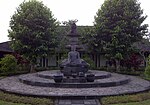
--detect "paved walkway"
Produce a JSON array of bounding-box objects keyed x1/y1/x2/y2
[{"x1": 55, "y1": 99, "x2": 101, "y2": 105}]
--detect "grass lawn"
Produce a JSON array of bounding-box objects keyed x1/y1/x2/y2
[
  {"x1": 0, "y1": 91, "x2": 53, "y2": 105},
  {"x1": 111, "y1": 99, "x2": 150, "y2": 105},
  {"x1": 101, "y1": 91, "x2": 150, "y2": 105},
  {"x1": 0, "y1": 100, "x2": 30, "y2": 105}
]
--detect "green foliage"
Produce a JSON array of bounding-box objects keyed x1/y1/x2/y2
[
  {"x1": 117, "y1": 69, "x2": 143, "y2": 76},
  {"x1": 34, "y1": 66, "x2": 59, "y2": 71},
  {"x1": 0, "y1": 55, "x2": 17, "y2": 73},
  {"x1": 0, "y1": 91, "x2": 53, "y2": 105},
  {"x1": 145, "y1": 55, "x2": 150, "y2": 78},
  {"x1": 57, "y1": 52, "x2": 68, "y2": 65},
  {"x1": 56, "y1": 25, "x2": 97, "y2": 53},
  {"x1": 57, "y1": 20, "x2": 79, "y2": 53},
  {"x1": 82, "y1": 54, "x2": 95, "y2": 69},
  {"x1": 115, "y1": 53, "x2": 123, "y2": 60},
  {"x1": 0, "y1": 100, "x2": 29, "y2": 105},
  {"x1": 105, "y1": 35, "x2": 124, "y2": 60},
  {"x1": 80, "y1": 26, "x2": 97, "y2": 52},
  {"x1": 94, "y1": 0, "x2": 148, "y2": 58},
  {"x1": 56, "y1": 26, "x2": 69, "y2": 52},
  {"x1": 111, "y1": 100, "x2": 150, "y2": 105},
  {"x1": 17, "y1": 64, "x2": 30, "y2": 72},
  {"x1": 60, "y1": 52, "x2": 68, "y2": 60},
  {"x1": 125, "y1": 54, "x2": 142, "y2": 71},
  {"x1": 62, "y1": 19, "x2": 78, "y2": 26},
  {"x1": 8, "y1": 0, "x2": 58, "y2": 64},
  {"x1": 101, "y1": 91, "x2": 150, "y2": 105}
]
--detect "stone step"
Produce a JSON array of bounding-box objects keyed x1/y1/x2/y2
[{"x1": 55, "y1": 99, "x2": 101, "y2": 105}]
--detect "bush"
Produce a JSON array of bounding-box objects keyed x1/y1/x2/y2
[
  {"x1": 145, "y1": 56, "x2": 150, "y2": 79},
  {"x1": 97, "y1": 66, "x2": 107, "y2": 71},
  {"x1": 82, "y1": 54, "x2": 95, "y2": 69},
  {"x1": 145, "y1": 65, "x2": 150, "y2": 79},
  {"x1": 124, "y1": 54, "x2": 142, "y2": 71},
  {"x1": 17, "y1": 64, "x2": 30, "y2": 72},
  {"x1": 0, "y1": 54, "x2": 18, "y2": 73},
  {"x1": 57, "y1": 53, "x2": 68, "y2": 65}
]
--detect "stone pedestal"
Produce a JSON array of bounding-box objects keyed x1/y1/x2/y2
[{"x1": 62, "y1": 66, "x2": 88, "y2": 77}]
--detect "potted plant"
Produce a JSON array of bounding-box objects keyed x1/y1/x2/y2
[
  {"x1": 53, "y1": 74, "x2": 63, "y2": 83},
  {"x1": 86, "y1": 74, "x2": 95, "y2": 82}
]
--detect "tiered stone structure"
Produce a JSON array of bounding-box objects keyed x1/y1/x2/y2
[
  {"x1": 0, "y1": 21, "x2": 149, "y2": 99},
  {"x1": 65, "y1": 22, "x2": 82, "y2": 50},
  {"x1": 59, "y1": 22, "x2": 90, "y2": 79}
]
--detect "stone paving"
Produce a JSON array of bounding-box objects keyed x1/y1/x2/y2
[
  {"x1": 0, "y1": 71, "x2": 149, "y2": 98},
  {"x1": 55, "y1": 99, "x2": 101, "y2": 105}
]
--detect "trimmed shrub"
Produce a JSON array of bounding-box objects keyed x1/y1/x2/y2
[
  {"x1": 145, "y1": 56, "x2": 150, "y2": 79},
  {"x1": 145, "y1": 65, "x2": 150, "y2": 78},
  {"x1": 0, "y1": 54, "x2": 17, "y2": 73},
  {"x1": 82, "y1": 54, "x2": 95, "y2": 69}
]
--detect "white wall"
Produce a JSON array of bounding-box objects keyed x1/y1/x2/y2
[{"x1": 100, "y1": 55, "x2": 107, "y2": 67}]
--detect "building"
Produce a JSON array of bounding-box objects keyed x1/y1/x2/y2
[
  {"x1": 0, "y1": 26, "x2": 150, "y2": 68},
  {"x1": 0, "y1": 41, "x2": 13, "y2": 58}
]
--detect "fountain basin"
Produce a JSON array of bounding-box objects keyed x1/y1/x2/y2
[
  {"x1": 0, "y1": 70, "x2": 149, "y2": 98},
  {"x1": 18, "y1": 70, "x2": 130, "y2": 88}
]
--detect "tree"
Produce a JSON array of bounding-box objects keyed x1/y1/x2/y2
[
  {"x1": 80, "y1": 26, "x2": 98, "y2": 52},
  {"x1": 105, "y1": 35, "x2": 123, "y2": 71},
  {"x1": 57, "y1": 20, "x2": 78, "y2": 52},
  {"x1": 134, "y1": 39, "x2": 150, "y2": 67},
  {"x1": 125, "y1": 53, "x2": 142, "y2": 71},
  {"x1": 8, "y1": 0, "x2": 58, "y2": 72},
  {"x1": 94, "y1": 0, "x2": 148, "y2": 70}
]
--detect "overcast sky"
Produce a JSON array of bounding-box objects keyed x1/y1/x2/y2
[{"x1": 0, "y1": 0, "x2": 150, "y2": 43}]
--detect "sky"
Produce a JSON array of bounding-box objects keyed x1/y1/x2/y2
[{"x1": 0, "y1": 0, "x2": 150, "y2": 43}]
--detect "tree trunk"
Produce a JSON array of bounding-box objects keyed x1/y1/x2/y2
[
  {"x1": 116, "y1": 59, "x2": 120, "y2": 72},
  {"x1": 30, "y1": 63, "x2": 36, "y2": 73},
  {"x1": 139, "y1": 51, "x2": 147, "y2": 67}
]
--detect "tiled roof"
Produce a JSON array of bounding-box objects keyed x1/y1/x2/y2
[
  {"x1": 138, "y1": 44, "x2": 150, "y2": 51},
  {"x1": 0, "y1": 41, "x2": 13, "y2": 52},
  {"x1": 133, "y1": 40, "x2": 150, "y2": 52}
]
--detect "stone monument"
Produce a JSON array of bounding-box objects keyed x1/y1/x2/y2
[
  {"x1": 60, "y1": 21, "x2": 89, "y2": 77},
  {"x1": 60, "y1": 45, "x2": 89, "y2": 77},
  {"x1": 65, "y1": 20, "x2": 82, "y2": 50}
]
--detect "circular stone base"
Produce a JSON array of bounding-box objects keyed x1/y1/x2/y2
[
  {"x1": 0, "y1": 70, "x2": 149, "y2": 98},
  {"x1": 37, "y1": 70, "x2": 111, "y2": 79},
  {"x1": 18, "y1": 71, "x2": 130, "y2": 88}
]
